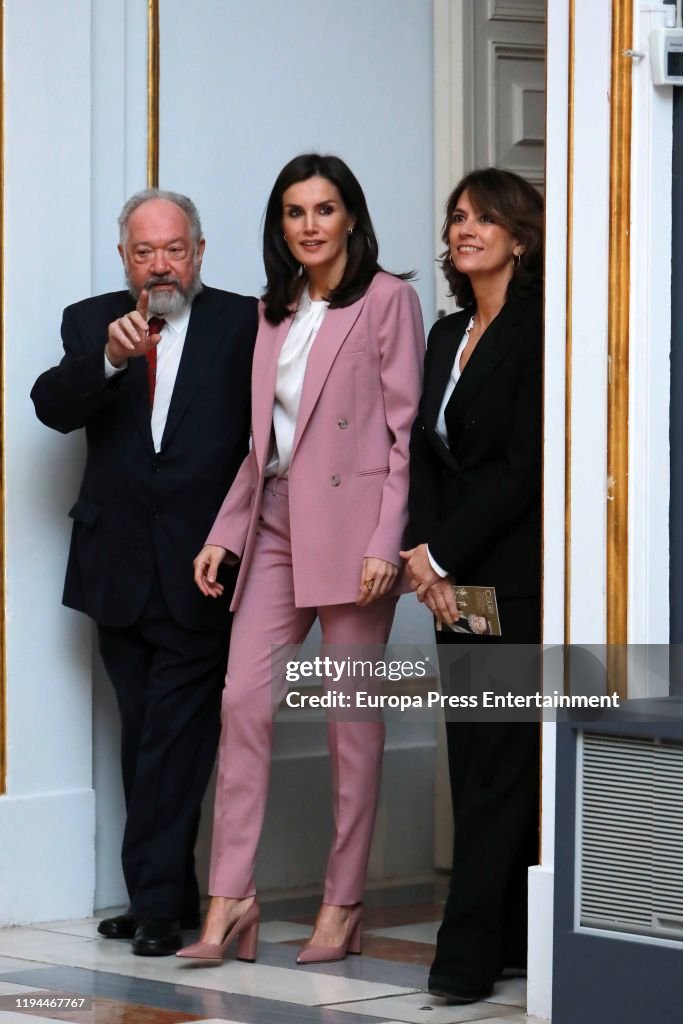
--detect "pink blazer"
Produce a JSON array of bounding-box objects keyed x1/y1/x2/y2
[{"x1": 206, "y1": 271, "x2": 425, "y2": 609}]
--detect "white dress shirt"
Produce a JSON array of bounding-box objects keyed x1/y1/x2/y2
[
  {"x1": 266, "y1": 288, "x2": 328, "y2": 477},
  {"x1": 428, "y1": 315, "x2": 475, "y2": 578},
  {"x1": 104, "y1": 304, "x2": 192, "y2": 453},
  {"x1": 435, "y1": 315, "x2": 474, "y2": 447}
]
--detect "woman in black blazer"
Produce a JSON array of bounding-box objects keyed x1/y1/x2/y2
[{"x1": 402, "y1": 168, "x2": 543, "y2": 1005}]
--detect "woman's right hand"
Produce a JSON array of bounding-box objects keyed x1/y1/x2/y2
[
  {"x1": 193, "y1": 544, "x2": 237, "y2": 598},
  {"x1": 423, "y1": 577, "x2": 460, "y2": 626}
]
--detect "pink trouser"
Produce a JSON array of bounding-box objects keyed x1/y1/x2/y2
[{"x1": 208, "y1": 478, "x2": 397, "y2": 904}]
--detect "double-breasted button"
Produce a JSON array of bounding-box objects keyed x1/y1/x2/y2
[
  {"x1": 330, "y1": 475, "x2": 341, "y2": 487},
  {"x1": 337, "y1": 418, "x2": 348, "y2": 430}
]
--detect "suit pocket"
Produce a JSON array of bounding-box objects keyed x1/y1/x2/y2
[
  {"x1": 355, "y1": 466, "x2": 389, "y2": 477},
  {"x1": 340, "y1": 333, "x2": 367, "y2": 354},
  {"x1": 68, "y1": 498, "x2": 101, "y2": 528}
]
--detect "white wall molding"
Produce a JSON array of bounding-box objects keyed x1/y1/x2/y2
[
  {"x1": 0, "y1": 0, "x2": 96, "y2": 925},
  {"x1": 0, "y1": 792, "x2": 95, "y2": 924},
  {"x1": 530, "y1": 0, "x2": 567, "y2": 1014},
  {"x1": 433, "y1": 0, "x2": 470, "y2": 318},
  {"x1": 627, "y1": 4, "x2": 673, "y2": 644}
]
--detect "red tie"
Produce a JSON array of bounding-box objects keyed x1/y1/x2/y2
[{"x1": 145, "y1": 317, "x2": 166, "y2": 408}]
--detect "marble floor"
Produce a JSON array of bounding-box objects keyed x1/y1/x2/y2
[{"x1": 0, "y1": 884, "x2": 543, "y2": 1024}]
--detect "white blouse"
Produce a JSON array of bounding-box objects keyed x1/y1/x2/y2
[
  {"x1": 428, "y1": 314, "x2": 475, "y2": 578},
  {"x1": 266, "y1": 288, "x2": 328, "y2": 477},
  {"x1": 435, "y1": 314, "x2": 475, "y2": 448}
]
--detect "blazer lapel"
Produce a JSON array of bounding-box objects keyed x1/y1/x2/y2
[
  {"x1": 160, "y1": 292, "x2": 222, "y2": 449},
  {"x1": 445, "y1": 296, "x2": 525, "y2": 422},
  {"x1": 423, "y1": 308, "x2": 473, "y2": 432},
  {"x1": 251, "y1": 316, "x2": 291, "y2": 471},
  {"x1": 290, "y1": 297, "x2": 366, "y2": 460}
]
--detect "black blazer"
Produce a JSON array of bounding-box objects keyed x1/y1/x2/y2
[
  {"x1": 31, "y1": 285, "x2": 257, "y2": 630},
  {"x1": 408, "y1": 292, "x2": 542, "y2": 600}
]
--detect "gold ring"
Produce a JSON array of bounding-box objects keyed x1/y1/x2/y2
[{"x1": 363, "y1": 578, "x2": 375, "y2": 591}]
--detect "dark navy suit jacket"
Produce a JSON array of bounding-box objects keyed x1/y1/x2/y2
[{"x1": 31, "y1": 285, "x2": 257, "y2": 630}]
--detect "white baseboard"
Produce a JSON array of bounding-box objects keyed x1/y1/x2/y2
[
  {"x1": 527, "y1": 862, "x2": 554, "y2": 1019},
  {"x1": 0, "y1": 789, "x2": 95, "y2": 924}
]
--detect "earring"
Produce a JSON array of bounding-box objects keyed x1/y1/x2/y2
[
  {"x1": 513, "y1": 252, "x2": 521, "y2": 270},
  {"x1": 347, "y1": 227, "x2": 354, "y2": 236},
  {"x1": 448, "y1": 252, "x2": 456, "y2": 267},
  {"x1": 283, "y1": 233, "x2": 288, "y2": 241}
]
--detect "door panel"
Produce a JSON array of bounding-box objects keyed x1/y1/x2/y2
[{"x1": 473, "y1": 0, "x2": 546, "y2": 187}]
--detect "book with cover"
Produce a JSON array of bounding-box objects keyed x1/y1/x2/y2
[{"x1": 448, "y1": 585, "x2": 502, "y2": 636}]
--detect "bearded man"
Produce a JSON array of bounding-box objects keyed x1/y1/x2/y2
[{"x1": 31, "y1": 189, "x2": 257, "y2": 956}]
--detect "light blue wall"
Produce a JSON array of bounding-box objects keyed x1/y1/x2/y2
[{"x1": 158, "y1": 0, "x2": 436, "y2": 324}]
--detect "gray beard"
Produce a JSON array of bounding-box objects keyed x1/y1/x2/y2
[{"x1": 125, "y1": 263, "x2": 203, "y2": 316}]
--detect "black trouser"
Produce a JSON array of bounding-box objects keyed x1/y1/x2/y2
[
  {"x1": 97, "y1": 571, "x2": 229, "y2": 920},
  {"x1": 430, "y1": 597, "x2": 540, "y2": 990}
]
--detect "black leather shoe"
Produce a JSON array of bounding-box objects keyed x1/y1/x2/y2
[
  {"x1": 132, "y1": 918, "x2": 183, "y2": 957},
  {"x1": 97, "y1": 912, "x2": 137, "y2": 939},
  {"x1": 427, "y1": 975, "x2": 493, "y2": 1005},
  {"x1": 98, "y1": 909, "x2": 199, "y2": 939}
]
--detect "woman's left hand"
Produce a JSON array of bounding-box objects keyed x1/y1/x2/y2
[
  {"x1": 357, "y1": 557, "x2": 399, "y2": 606},
  {"x1": 400, "y1": 543, "x2": 442, "y2": 600}
]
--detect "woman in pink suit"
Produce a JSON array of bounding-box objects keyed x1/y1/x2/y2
[{"x1": 177, "y1": 154, "x2": 424, "y2": 965}]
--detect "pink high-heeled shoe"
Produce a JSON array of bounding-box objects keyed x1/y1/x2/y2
[
  {"x1": 176, "y1": 898, "x2": 260, "y2": 963},
  {"x1": 296, "y1": 903, "x2": 363, "y2": 964}
]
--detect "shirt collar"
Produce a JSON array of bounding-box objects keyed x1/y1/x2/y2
[{"x1": 161, "y1": 302, "x2": 192, "y2": 335}]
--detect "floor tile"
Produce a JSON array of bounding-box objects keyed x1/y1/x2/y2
[
  {"x1": 173, "y1": 961, "x2": 416, "y2": 1006},
  {"x1": 472, "y1": 1018, "x2": 530, "y2": 1024},
  {"x1": 31, "y1": 920, "x2": 104, "y2": 939},
  {"x1": 0, "y1": 998, "x2": 205, "y2": 1023},
  {"x1": 0, "y1": 1013, "x2": 63, "y2": 1023},
  {"x1": 0, "y1": 981, "x2": 44, "y2": 995},
  {"x1": 0, "y1": 958, "x2": 41, "y2": 974},
  {"x1": 74, "y1": 999, "x2": 204, "y2": 1023},
  {"x1": 349, "y1": 904, "x2": 442, "y2": 931},
  {"x1": 365, "y1": 921, "x2": 440, "y2": 945},
  {"x1": 327, "y1": 991, "x2": 517, "y2": 1023},
  {"x1": 0, "y1": 966, "x2": 391, "y2": 1024},
  {"x1": 0, "y1": 931, "x2": 94, "y2": 962},
  {"x1": 352, "y1": 936, "x2": 433, "y2": 967},
  {"x1": 484, "y1": 978, "x2": 526, "y2": 1009},
  {"x1": 0, "y1": 932, "x2": 416, "y2": 1008},
  {"x1": 257, "y1": 922, "x2": 312, "y2": 942},
  {"x1": 264, "y1": 939, "x2": 428, "y2": 987}
]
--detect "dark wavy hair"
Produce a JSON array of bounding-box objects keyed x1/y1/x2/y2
[
  {"x1": 262, "y1": 153, "x2": 407, "y2": 325},
  {"x1": 440, "y1": 167, "x2": 543, "y2": 307}
]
